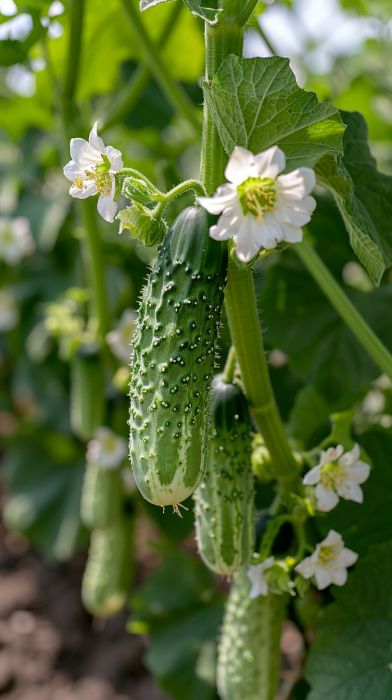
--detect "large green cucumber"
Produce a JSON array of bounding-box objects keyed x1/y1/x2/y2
[
  {"x1": 70, "y1": 344, "x2": 105, "y2": 441},
  {"x1": 217, "y1": 569, "x2": 287, "y2": 700},
  {"x1": 194, "y1": 375, "x2": 255, "y2": 575},
  {"x1": 129, "y1": 206, "x2": 227, "y2": 507},
  {"x1": 80, "y1": 462, "x2": 122, "y2": 530},
  {"x1": 82, "y1": 520, "x2": 133, "y2": 618}
]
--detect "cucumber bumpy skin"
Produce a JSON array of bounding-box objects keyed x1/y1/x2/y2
[
  {"x1": 129, "y1": 206, "x2": 227, "y2": 508},
  {"x1": 194, "y1": 375, "x2": 255, "y2": 575},
  {"x1": 217, "y1": 569, "x2": 286, "y2": 700}
]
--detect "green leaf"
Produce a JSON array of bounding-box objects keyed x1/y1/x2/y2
[
  {"x1": 316, "y1": 111, "x2": 392, "y2": 286},
  {"x1": 306, "y1": 541, "x2": 392, "y2": 700},
  {"x1": 140, "y1": 0, "x2": 222, "y2": 24},
  {"x1": 317, "y1": 428, "x2": 392, "y2": 556},
  {"x1": 3, "y1": 431, "x2": 86, "y2": 561},
  {"x1": 130, "y1": 550, "x2": 222, "y2": 700},
  {"x1": 203, "y1": 55, "x2": 345, "y2": 170}
]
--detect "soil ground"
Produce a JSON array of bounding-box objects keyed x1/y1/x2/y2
[{"x1": 0, "y1": 528, "x2": 169, "y2": 700}]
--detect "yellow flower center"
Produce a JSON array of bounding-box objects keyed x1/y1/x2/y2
[
  {"x1": 101, "y1": 434, "x2": 119, "y2": 455},
  {"x1": 237, "y1": 177, "x2": 276, "y2": 221},
  {"x1": 73, "y1": 155, "x2": 113, "y2": 195},
  {"x1": 319, "y1": 462, "x2": 344, "y2": 489},
  {"x1": 318, "y1": 545, "x2": 337, "y2": 563}
]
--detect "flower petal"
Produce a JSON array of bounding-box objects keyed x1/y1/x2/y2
[
  {"x1": 314, "y1": 566, "x2": 333, "y2": 590},
  {"x1": 277, "y1": 167, "x2": 316, "y2": 199},
  {"x1": 69, "y1": 182, "x2": 98, "y2": 199},
  {"x1": 225, "y1": 146, "x2": 259, "y2": 185},
  {"x1": 315, "y1": 483, "x2": 339, "y2": 512},
  {"x1": 70, "y1": 137, "x2": 102, "y2": 166},
  {"x1": 280, "y1": 222, "x2": 303, "y2": 244},
  {"x1": 257, "y1": 214, "x2": 284, "y2": 248},
  {"x1": 330, "y1": 568, "x2": 348, "y2": 586},
  {"x1": 274, "y1": 195, "x2": 316, "y2": 227},
  {"x1": 295, "y1": 556, "x2": 315, "y2": 580},
  {"x1": 303, "y1": 465, "x2": 321, "y2": 486},
  {"x1": 255, "y1": 145, "x2": 285, "y2": 178},
  {"x1": 89, "y1": 121, "x2": 106, "y2": 154},
  {"x1": 63, "y1": 160, "x2": 83, "y2": 182},
  {"x1": 340, "y1": 443, "x2": 360, "y2": 466},
  {"x1": 106, "y1": 145, "x2": 123, "y2": 173},
  {"x1": 346, "y1": 460, "x2": 371, "y2": 484},
  {"x1": 232, "y1": 217, "x2": 264, "y2": 261},
  {"x1": 336, "y1": 481, "x2": 364, "y2": 503},
  {"x1": 340, "y1": 547, "x2": 358, "y2": 567},
  {"x1": 322, "y1": 530, "x2": 343, "y2": 548},
  {"x1": 198, "y1": 184, "x2": 237, "y2": 215},
  {"x1": 97, "y1": 193, "x2": 117, "y2": 222}
]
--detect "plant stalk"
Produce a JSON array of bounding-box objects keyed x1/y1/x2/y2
[
  {"x1": 121, "y1": 0, "x2": 200, "y2": 136},
  {"x1": 296, "y1": 239, "x2": 392, "y2": 381}
]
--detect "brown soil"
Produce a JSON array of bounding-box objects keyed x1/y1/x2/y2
[{"x1": 0, "y1": 530, "x2": 169, "y2": 700}]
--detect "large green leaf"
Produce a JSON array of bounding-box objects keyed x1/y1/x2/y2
[
  {"x1": 140, "y1": 0, "x2": 222, "y2": 24},
  {"x1": 130, "y1": 550, "x2": 222, "y2": 700},
  {"x1": 2, "y1": 431, "x2": 86, "y2": 561},
  {"x1": 203, "y1": 55, "x2": 345, "y2": 170},
  {"x1": 316, "y1": 111, "x2": 392, "y2": 286},
  {"x1": 306, "y1": 541, "x2": 392, "y2": 700}
]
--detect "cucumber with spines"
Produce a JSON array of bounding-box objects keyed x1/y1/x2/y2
[
  {"x1": 82, "y1": 520, "x2": 132, "y2": 618},
  {"x1": 217, "y1": 569, "x2": 286, "y2": 700},
  {"x1": 70, "y1": 344, "x2": 105, "y2": 441},
  {"x1": 80, "y1": 463, "x2": 122, "y2": 530},
  {"x1": 129, "y1": 206, "x2": 227, "y2": 507},
  {"x1": 194, "y1": 375, "x2": 255, "y2": 575}
]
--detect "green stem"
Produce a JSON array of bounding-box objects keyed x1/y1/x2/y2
[
  {"x1": 225, "y1": 264, "x2": 298, "y2": 479},
  {"x1": 158, "y1": 179, "x2": 206, "y2": 202},
  {"x1": 62, "y1": 0, "x2": 110, "y2": 344},
  {"x1": 296, "y1": 239, "x2": 392, "y2": 381},
  {"x1": 81, "y1": 200, "x2": 110, "y2": 341},
  {"x1": 121, "y1": 0, "x2": 200, "y2": 137},
  {"x1": 102, "y1": 0, "x2": 184, "y2": 133},
  {"x1": 253, "y1": 19, "x2": 277, "y2": 55},
  {"x1": 223, "y1": 346, "x2": 236, "y2": 383}
]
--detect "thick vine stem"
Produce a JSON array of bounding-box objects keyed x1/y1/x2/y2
[
  {"x1": 121, "y1": 0, "x2": 200, "y2": 137},
  {"x1": 296, "y1": 238, "x2": 392, "y2": 382},
  {"x1": 225, "y1": 263, "x2": 299, "y2": 479}
]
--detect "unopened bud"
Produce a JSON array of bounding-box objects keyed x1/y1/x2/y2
[{"x1": 117, "y1": 205, "x2": 167, "y2": 247}]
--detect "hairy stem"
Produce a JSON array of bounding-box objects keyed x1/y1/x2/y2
[
  {"x1": 121, "y1": 0, "x2": 200, "y2": 136},
  {"x1": 102, "y1": 0, "x2": 184, "y2": 133},
  {"x1": 296, "y1": 239, "x2": 392, "y2": 381}
]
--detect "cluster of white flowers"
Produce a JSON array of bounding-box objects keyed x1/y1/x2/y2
[
  {"x1": 303, "y1": 443, "x2": 371, "y2": 512},
  {"x1": 248, "y1": 444, "x2": 370, "y2": 597},
  {"x1": 106, "y1": 309, "x2": 137, "y2": 365},
  {"x1": 86, "y1": 427, "x2": 127, "y2": 470},
  {"x1": 64, "y1": 126, "x2": 317, "y2": 262},
  {"x1": 0, "y1": 216, "x2": 34, "y2": 265}
]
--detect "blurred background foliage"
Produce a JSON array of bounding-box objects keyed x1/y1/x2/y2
[{"x1": 0, "y1": 0, "x2": 391, "y2": 697}]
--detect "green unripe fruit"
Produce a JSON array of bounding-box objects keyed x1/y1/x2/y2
[
  {"x1": 82, "y1": 521, "x2": 132, "y2": 618},
  {"x1": 129, "y1": 206, "x2": 227, "y2": 507},
  {"x1": 217, "y1": 569, "x2": 286, "y2": 700},
  {"x1": 80, "y1": 463, "x2": 122, "y2": 530},
  {"x1": 194, "y1": 376, "x2": 255, "y2": 575},
  {"x1": 70, "y1": 344, "x2": 105, "y2": 441}
]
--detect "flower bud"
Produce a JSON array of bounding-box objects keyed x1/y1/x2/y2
[
  {"x1": 117, "y1": 205, "x2": 167, "y2": 247},
  {"x1": 251, "y1": 433, "x2": 274, "y2": 482},
  {"x1": 121, "y1": 175, "x2": 160, "y2": 206}
]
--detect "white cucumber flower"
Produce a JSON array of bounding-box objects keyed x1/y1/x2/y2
[
  {"x1": 295, "y1": 530, "x2": 357, "y2": 590},
  {"x1": 86, "y1": 427, "x2": 127, "y2": 470},
  {"x1": 106, "y1": 309, "x2": 137, "y2": 364},
  {"x1": 247, "y1": 556, "x2": 275, "y2": 598},
  {"x1": 198, "y1": 145, "x2": 316, "y2": 262},
  {"x1": 303, "y1": 443, "x2": 370, "y2": 512},
  {"x1": 0, "y1": 216, "x2": 34, "y2": 265},
  {"x1": 63, "y1": 122, "x2": 123, "y2": 222},
  {"x1": 0, "y1": 290, "x2": 18, "y2": 332}
]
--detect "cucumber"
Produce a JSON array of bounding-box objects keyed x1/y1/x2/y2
[
  {"x1": 217, "y1": 569, "x2": 286, "y2": 700},
  {"x1": 82, "y1": 521, "x2": 132, "y2": 618},
  {"x1": 80, "y1": 462, "x2": 123, "y2": 530},
  {"x1": 70, "y1": 344, "x2": 105, "y2": 441},
  {"x1": 194, "y1": 375, "x2": 255, "y2": 575},
  {"x1": 129, "y1": 206, "x2": 227, "y2": 507}
]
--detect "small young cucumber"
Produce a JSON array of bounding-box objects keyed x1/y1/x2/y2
[
  {"x1": 80, "y1": 462, "x2": 122, "y2": 530},
  {"x1": 194, "y1": 375, "x2": 255, "y2": 575},
  {"x1": 70, "y1": 344, "x2": 105, "y2": 441},
  {"x1": 217, "y1": 570, "x2": 286, "y2": 700},
  {"x1": 82, "y1": 520, "x2": 133, "y2": 618},
  {"x1": 129, "y1": 206, "x2": 227, "y2": 507}
]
